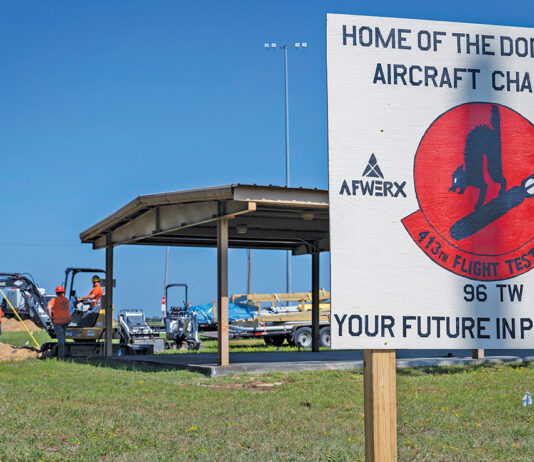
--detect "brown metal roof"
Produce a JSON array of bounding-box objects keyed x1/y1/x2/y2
[{"x1": 80, "y1": 184, "x2": 329, "y2": 253}]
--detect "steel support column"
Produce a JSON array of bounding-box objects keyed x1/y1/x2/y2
[
  {"x1": 311, "y1": 246, "x2": 320, "y2": 352},
  {"x1": 217, "y1": 215, "x2": 229, "y2": 366},
  {"x1": 105, "y1": 235, "x2": 114, "y2": 357}
]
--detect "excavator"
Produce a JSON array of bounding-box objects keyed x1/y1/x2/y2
[
  {"x1": 0, "y1": 269, "x2": 161, "y2": 356},
  {"x1": 63, "y1": 267, "x2": 109, "y2": 343}
]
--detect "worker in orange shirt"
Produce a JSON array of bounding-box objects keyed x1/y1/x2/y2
[
  {"x1": 47, "y1": 286, "x2": 71, "y2": 358},
  {"x1": 77, "y1": 275, "x2": 104, "y2": 308}
]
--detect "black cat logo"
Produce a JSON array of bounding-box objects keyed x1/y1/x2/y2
[
  {"x1": 403, "y1": 101, "x2": 534, "y2": 281},
  {"x1": 450, "y1": 104, "x2": 507, "y2": 211}
]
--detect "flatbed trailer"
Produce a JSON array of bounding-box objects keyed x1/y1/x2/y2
[{"x1": 230, "y1": 307, "x2": 331, "y2": 348}]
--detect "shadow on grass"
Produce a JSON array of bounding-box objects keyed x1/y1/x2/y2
[
  {"x1": 65, "y1": 357, "x2": 192, "y2": 374},
  {"x1": 397, "y1": 360, "x2": 532, "y2": 377}
]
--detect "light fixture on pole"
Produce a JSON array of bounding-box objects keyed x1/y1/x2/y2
[{"x1": 264, "y1": 41, "x2": 308, "y2": 298}]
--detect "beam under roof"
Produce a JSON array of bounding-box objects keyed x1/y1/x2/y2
[{"x1": 80, "y1": 184, "x2": 329, "y2": 254}]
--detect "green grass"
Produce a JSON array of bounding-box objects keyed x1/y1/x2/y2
[
  {"x1": 2, "y1": 330, "x2": 334, "y2": 362},
  {"x1": 1, "y1": 330, "x2": 319, "y2": 354},
  {"x1": 0, "y1": 358, "x2": 534, "y2": 461},
  {"x1": 170, "y1": 337, "x2": 319, "y2": 354},
  {"x1": 0, "y1": 330, "x2": 51, "y2": 348}
]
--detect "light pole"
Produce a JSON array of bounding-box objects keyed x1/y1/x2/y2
[
  {"x1": 247, "y1": 248, "x2": 252, "y2": 295},
  {"x1": 264, "y1": 41, "x2": 307, "y2": 298},
  {"x1": 164, "y1": 246, "x2": 169, "y2": 291}
]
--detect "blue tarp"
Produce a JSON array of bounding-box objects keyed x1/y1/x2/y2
[{"x1": 190, "y1": 303, "x2": 258, "y2": 324}]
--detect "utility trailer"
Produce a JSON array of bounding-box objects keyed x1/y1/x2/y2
[
  {"x1": 229, "y1": 289, "x2": 331, "y2": 348},
  {"x1": 229, "y1": 289, "x2": 336, "y2": 348},
  {"x1": 230, "y1": 306, "x2": 332, "y2": 348}
]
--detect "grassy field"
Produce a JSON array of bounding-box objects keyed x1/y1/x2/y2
[
  {"x1": 0, "y1": 353, "x2": 533, "y2": 460},
  {"x1": 0, "y1": 330, "x2": 52, "y2": 348},
  {"x1": 0, "y1": 329, "x2": 306, "y2": 354},
  {"x1": 170, "y1": 337, "x2": 306, "y2": 354}
]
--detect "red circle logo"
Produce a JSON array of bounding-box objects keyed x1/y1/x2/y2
[{"x1": 403, "y1": 103, "x2": 534, "y2": 280}]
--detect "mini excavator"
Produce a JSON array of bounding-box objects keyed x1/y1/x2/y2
[{"x1": 0, "y1": 270, "x2": 161, "y2": 356}]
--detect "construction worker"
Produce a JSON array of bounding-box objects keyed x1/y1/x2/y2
[
  {"x1": 77, "y1": 275, "x2": 104, "y2": 307},
  {"x1": 47, "y1": 286, "x2": 71, "y2": 358}
]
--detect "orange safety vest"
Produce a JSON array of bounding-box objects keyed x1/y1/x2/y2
[
  {"x1": 88, "y1": 285, "x2": 103, "y2": 305},
  {"x1": 48, "y1": 296, "x2": 71, "y2": 324},
  {"x1": 0, "y1": 306, "x2": 2, "y2": 323}
]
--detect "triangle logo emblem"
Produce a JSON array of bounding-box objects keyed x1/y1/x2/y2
[{"x1": 362, "y1": 154, "x2": 384, "y2": 178}]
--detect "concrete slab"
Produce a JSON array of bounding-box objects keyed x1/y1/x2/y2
[{"x1": 109, "y1": 349, "x2": 534, "y2": 377}]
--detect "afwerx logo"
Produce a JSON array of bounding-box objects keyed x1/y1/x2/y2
[{"x1": 339, "y1": 154, "x2": 407, "y2": 198}]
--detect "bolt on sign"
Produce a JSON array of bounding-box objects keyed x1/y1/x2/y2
[{"x1": 327, "y1": 14, "x2": 534, "y2": 349}]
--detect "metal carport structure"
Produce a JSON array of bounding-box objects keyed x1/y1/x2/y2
[{"x1": 80, "y1": 184, "x2": 329, "y2": 365}]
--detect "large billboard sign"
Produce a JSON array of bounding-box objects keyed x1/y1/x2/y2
[{"x1": 327, "y1": 14, "x2": 534, "y2": 349}]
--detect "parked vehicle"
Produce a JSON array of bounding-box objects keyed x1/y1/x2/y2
[
  {"x1": 229, "y1": 290, "x2": 332, "y2": 348},
  {"x1": 163, "y1": 283, "x2": 202, "y2": 350}
]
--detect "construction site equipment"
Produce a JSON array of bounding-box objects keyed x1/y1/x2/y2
[
  {"x1": 61, "y1": 267, "x2": 112, "y2": 344},
  {"x1": 0, "y1": 287, "x2": 41, "y2": 347},
  {"x1": 229, "y1": 290, "x2": 332, "y2": 348},
  {"x1": 164, "y1": 283, "x2": 201, "y2": 350},
  {"x1": 0, "y1": 271, "x2": 156, "y2": 357},
  {"x1": 119, "y1": 309, "x2": 164, "y2": 354},
  {"x1": 59, "y1": 267, "x2": 161, "y2": 355},
  {"x1": 0, "y1": 279, "x2": 48, "y2": 321},
  {"x1": 0, "y1": 273, "x2": 53, "y2": 329}
]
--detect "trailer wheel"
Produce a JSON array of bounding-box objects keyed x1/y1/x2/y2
[
  {"x1": 319, "y1": 327, "x2": 331, "y2": 347},
  {"x1": 263, "y1": 336, "x2": 273, "y2": 346},
  {"x1": 294, "y1": 327, "x2": 313, "y2": 348}
]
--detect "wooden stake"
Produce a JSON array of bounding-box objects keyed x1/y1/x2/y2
[{"x1": 364, "y1": 349, "x2": 397, "y2": 462}]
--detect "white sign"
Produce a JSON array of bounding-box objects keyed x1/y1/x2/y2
[{"x1": 327, "y1": 14, "x2": 534, "y2": 349}]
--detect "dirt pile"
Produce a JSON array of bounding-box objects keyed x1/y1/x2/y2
[
  {"x1": 0, "y1": 343, "x2": 39, "y2": 361},
  {"x1": 1, "y1": 318, "x2": 40, "y2": 332}
]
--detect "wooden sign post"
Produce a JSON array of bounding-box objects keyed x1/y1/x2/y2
[{"x1": 364, "y1": 350, "x2": 397, "y2": 462}]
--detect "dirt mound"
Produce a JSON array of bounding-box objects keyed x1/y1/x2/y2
[
  {"x1": 0, "y1": 342, "x2": 39, "y2": 361},
  {"x1": 1, "y1": 317, "x2": 40, "y2": 332}
]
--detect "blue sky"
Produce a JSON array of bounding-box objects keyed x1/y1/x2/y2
[{"x1": 1, "y1": 0, "x2": 532, "y2": 315}]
